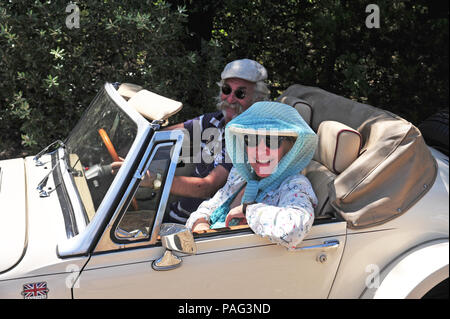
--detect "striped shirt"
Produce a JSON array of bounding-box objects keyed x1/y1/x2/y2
[{"x1": 168, "y1": 111, "x2": 233, "y2": 223}]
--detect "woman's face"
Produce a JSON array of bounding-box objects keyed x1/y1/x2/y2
[{"x1": 246, "y1": 136, "x2": 294, "y2": 178}]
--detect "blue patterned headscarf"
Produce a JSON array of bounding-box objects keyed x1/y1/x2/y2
[{"x1": 225, "y1": 101, "x2": 317, "y2": 204}]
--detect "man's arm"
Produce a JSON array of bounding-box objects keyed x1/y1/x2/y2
[{"x1": 170, "y1": 165, "x2": 229, "y2": 199}]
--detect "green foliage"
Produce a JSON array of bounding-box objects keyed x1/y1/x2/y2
[
  {"x1": 0, "y1": 0, "x2": 222, "y2": 156},
  {"x1": 0, "y1": 0, "x2": 448, "y2": 159},
  {"x1": 212, "y1": 0, "x2": 448, "y2": 123}
]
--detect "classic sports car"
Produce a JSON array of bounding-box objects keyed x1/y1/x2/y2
[{"x1": 0, "y1": 82, "x2": 448, "y2": 299}]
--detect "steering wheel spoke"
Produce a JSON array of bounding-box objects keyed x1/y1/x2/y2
[{"x1": 98, "y1": 128, "x2": 139, "y2": 211}]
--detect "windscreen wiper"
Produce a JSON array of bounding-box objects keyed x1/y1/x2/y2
[
  {"x1": 33, "y1": 140, "x2": 65, "y2": 166},
  {"x1": 36, "y1": 143, "x2": 67, "y2": 197},
  {"x1": 36, "y1": 156, "x2": 64, "y2": 197}
]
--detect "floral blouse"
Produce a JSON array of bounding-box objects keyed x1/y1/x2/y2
[{"x1": 186, "y1": 167, "x2": 318, "y2": 250}]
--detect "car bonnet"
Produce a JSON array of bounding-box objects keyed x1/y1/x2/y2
[{"x1": 0, "y1": 158, "x2": 27, "y2": 274}]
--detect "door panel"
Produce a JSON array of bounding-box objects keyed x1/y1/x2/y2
[{"x1": 74, "y1": 222, "x2": 346, "y2": 298}]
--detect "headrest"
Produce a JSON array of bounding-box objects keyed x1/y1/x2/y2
[
  {"x1": 314, "y1": 121, "x2": 362, "y2": 174},
  {"x1": 117, "y1": 83, "x2": 143, "y2": 100},
  {"x1": 278, "y1": 96, "x2": 312, "y2": 126},
  {"x1": 127, "y1": 89, "x2": 183, "y2": 121}
]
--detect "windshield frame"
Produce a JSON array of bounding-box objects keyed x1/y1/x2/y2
[{"x1": 57, "y1": 82, "x2": 154, "y2": 258}]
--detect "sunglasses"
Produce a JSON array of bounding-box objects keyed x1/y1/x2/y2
[
  {"x1": 243, "y1": 134, "x2": 292, "y2": 149},
  {"x1": 221, "y1": 85, "x2": 247, "y2": 100}
]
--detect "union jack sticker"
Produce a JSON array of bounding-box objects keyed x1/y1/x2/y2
[{"x1": 21, "y1": 282, "x2": 49, "y2": 299}]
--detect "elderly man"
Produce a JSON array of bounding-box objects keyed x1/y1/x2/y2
[{"x1": 164, "y1": 59, "x2": 270, "y2": 224}]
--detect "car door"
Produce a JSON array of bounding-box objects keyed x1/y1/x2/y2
[
  {"x1": 74, "y1": 131, "x2": 347, "y2": 299},
  {"x1": 75, "y1": 224, "x2": 346, "y2": 298}
]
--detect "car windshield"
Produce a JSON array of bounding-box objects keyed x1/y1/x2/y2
[{"x1": 65, "y1": 86, "x2": 138, "y2": 223}]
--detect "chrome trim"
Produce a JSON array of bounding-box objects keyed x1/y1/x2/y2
[
  {"x1": 93, "y1": 129, "x2": 184, "y2": 252},
  {"x1": 149, "y1": 132, "x2": 184, "y2": 245},
  {"x1": 295, "y1": 240, "x2": 340, "y2": 251},
  {"x1": 111, "y1": 141, "x2": 174, "y2": 243},
  {"x1": 152, "y1": 250, "x2": 182, "y2": 271}
]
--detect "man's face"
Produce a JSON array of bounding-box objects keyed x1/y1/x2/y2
[{"x1": 219, "y1": 78, "x2": 255, "y2": 123}]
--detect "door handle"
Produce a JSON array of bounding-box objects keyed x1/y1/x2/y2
[{"x1": 295, "y1": 239, "x2": 340, "y2": 251}]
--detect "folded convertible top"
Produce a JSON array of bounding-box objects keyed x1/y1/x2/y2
[{"x1": 278, "y1": 84, "x2": 437, "y2": 229}]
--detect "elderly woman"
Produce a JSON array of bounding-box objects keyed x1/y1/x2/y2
[{"x1": 186, "y1": 101, "x2": 318, "y2": 250}]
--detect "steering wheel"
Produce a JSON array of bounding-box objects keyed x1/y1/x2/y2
[{"x1": 98, "y1": 128, "x2": 139, "y2": 211}]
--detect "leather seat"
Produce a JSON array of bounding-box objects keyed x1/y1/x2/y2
[
  {"x1": 279, "y1": 98, "x2": 363, "y2": 217},
  {"x1": 303, "y1": 121, "x2": 362, "y2": 216}
]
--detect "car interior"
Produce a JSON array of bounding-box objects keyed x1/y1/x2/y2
[{"x1": 114, "y1": 82, "x2": 436, "y2": 241}]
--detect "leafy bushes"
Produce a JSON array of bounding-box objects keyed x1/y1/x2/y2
[
  {"x1": 0, "y1": 0, "x2": 448, "y2": 159},
  {"x1": 211, "y1": 0, "x2": 448, "y2": 123},
  {"x1": 0, "y1": 0, "x2": 223, "y2": 157}
]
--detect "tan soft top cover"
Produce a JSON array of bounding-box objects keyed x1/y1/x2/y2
[{"x1": 278, "y1": 84, "x2": 437, "y2": 228}]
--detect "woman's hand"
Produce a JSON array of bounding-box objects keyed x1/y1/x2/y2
[
  {"x1": 225, "y1": 205, "x2": 247, "y2": 227},
  {"x1": 192, "y1": 218, "x2": 210, "y2": 233}
]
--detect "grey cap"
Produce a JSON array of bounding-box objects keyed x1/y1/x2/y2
[{"x1": 221, "y1": 59, "x2": 268, "y2": 82}]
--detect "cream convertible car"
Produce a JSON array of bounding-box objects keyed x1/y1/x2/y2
[{"x1": 0, "y1": 82, "x2": 448, "y2": 299}]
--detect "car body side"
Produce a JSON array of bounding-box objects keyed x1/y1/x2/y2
[{"x1": 329, "y1": 148, "x2": 448, "y2": 298}]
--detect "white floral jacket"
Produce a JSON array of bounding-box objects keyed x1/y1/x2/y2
[{"x1": 186, "y1": 167, "x2": 318, "y2": 250}]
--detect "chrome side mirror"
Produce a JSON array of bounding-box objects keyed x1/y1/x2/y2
[{"x1": 152, "y1": 223, "x2": 196, "y2": 271}]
